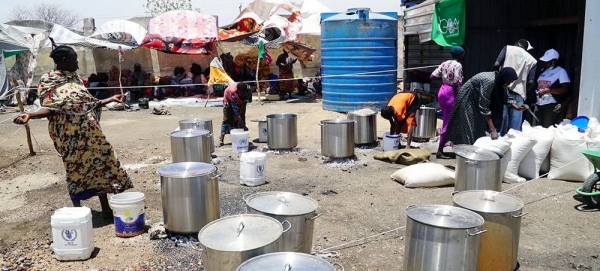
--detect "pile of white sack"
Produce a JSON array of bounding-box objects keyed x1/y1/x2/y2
[{"x1": 474, "y1": 119, "x2": 600, "y2": 183}]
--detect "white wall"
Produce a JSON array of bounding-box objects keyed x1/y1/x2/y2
[{"x1": 578, "y1": 0, "x2": 600, "y2": 118}]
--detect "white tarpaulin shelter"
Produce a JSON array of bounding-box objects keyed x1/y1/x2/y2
[
  {"x1": 234, "y1": 0, "x2": 296, "y2": 25},
  {"x1": 44, "y1": 24, "x2": 136, "y2": 50},
  {"x1": 297, "y1": 0, "x2": 331, "y2": 35},
  {"x1": 90, "y1": 20, "x2": 148, "y2": 47}
]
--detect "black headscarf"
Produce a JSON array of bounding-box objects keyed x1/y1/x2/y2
[
  {"x1": 490, "y1": 67, "x2": 518, "y2": 127},
  {"x1": 49, "y1": 45, "x2": 77, "y2": 63}
]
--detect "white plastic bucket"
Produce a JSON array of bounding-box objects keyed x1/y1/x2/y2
[
  {"x1": 383, "y1": 132, "x2": 401, "y2": 151},
  {"x1": 51, "y1": 207, "x2": 94, "y2": 261},
  {"x1": 240, "y1": 152, "x2": 267, "y2": 186},
  {"x1": 109, "y1": 192, "x2": 146, "y2": 237},
  {"x1": 258, "y1": 121, "x2": 268, "y2": 143},
  {"x1": 231, "y1": 129, "x2": 250, "y2": 152}
]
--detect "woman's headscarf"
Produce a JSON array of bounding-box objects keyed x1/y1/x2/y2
[
  {"x1": 450, "y1": 46, "x2": 465, "y2": 59},
  {"x1": 489, "y1": 67, "x2": 518, "y2": 127},
  {"x1": 495, "y1": 67, "x2": 518, "y2": 88}
]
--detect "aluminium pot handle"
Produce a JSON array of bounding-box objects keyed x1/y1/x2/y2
[
  {"x1": 283, "y1": 263, "x2": 292, "y2": 271},
  {"x1": 306, "y1": 213, "x2": 322, "y2": 221},
  {"x1": 464, "y1": 160, "x2": 479, "y2": 165},
  {"x1": 242, "y1": 193, "x2": 252, "y2": 202},
  {"x1": 467, "y1": 229, "x2": 487, "y2": 237},
  {"x1": 333, "y1": 262, "x2": 345, "y2": 271},
  {"x1": 451, "y1": 191, "x2": 460, "y2": 197},
  {"x1": 511, "y1": 212, "x2": 528, "y2": 218},
  {"x1": 281, "y1": 220, "x2": 292, "y2": 233}
]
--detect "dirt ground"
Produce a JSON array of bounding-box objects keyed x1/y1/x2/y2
[{"x1": 0, "y1": 97, "x2": 599, "y2": 271}]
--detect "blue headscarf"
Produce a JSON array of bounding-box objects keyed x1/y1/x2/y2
[{"x1": 450, "y1": 46, "x2": 465, "y2": 59}]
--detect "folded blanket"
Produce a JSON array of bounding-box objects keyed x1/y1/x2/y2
[{"x1": 374, "y1": 148, "x2": 431, "y2": 165}]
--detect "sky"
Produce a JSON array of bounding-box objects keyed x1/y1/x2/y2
[{"x1": 1, "y1": 0, "x2": 400, "y2": 29}]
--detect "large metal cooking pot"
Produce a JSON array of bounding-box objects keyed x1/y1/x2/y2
[
  {"x1": 413, "y1": 106, "x2": 437, "y2": 138},
  {"x1": 244, "y1": 192, "x2": 319, "y2": 253},
  {"x1": 347, "y1": 110, "x2": 377, "y2": 144},
  {"x1": 320, "y1": 119, "x2": 355, "y2": 158},
  {"x1": 404, "y1": 205, "x2": 486, "y2": 271},
  {"x1": 454, "y1": 145, "x2": 502, "y2": 192},
  {"x1": 179, "y1": 118, "x2": 215, "y2": 153},
  {"x1": 199, "y1": 214, "x2": 290, "y2": 271},
  {"x1": 169, "y1": 129, "x2": 211, "y2": 163},
  {"x1": 453, "y1": 190, "x2": 526, "y2": 271},
  {"x1": 157, "y1": 162, "x2": 220, "y2": 233},
  {"x1": 236, "y1": 252, "x2": 343, "y2": 271},
  {"x1": 267, "y1": 113, "x2": 298, "y2": 150}
]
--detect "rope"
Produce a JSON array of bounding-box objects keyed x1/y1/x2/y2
[
  {"x1": 0, "y1": 113, "x2": 21, "y2": 124},
  {"x1": 0, "y1": 126, "x2": 23, "y2": 147},
  {"x1": 8, "y1": 65, "x2": 439, "y2": 91},
  {"x1": 317, "y1": 226, "x2": 406, "y2": 253}
]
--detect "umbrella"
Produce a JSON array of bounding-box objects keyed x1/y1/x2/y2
[
  {"x1": 90, "y1": 20, "x2": 147, "y2": 47},
  {"x1": 141, "y1": 10, "x2": 218, "y2": 55}
]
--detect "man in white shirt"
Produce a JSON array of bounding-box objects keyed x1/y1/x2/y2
[{"x1": 494, "y1": 39, "x2": 537, "y2": 134}]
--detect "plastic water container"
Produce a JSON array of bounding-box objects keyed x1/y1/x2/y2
[
  {"x1": 240, "y1": 152, "x2": 267, "y2": 186},
  {"x1": 383, "y1": 132, "x2": 401, "y2": 151},
  {"x1": 109, "y1": 192, "x2": 146, "y2": 237},
  {"x1": 231, "y1": 129, "x2": 250, "y2": 152},
  {"x1": 51, "y1": 207, "x2": 94, "y2": 261}
]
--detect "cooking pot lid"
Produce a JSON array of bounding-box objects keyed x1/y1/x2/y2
[
  {"x1": 348, "y1": 108, "x2": 377, "y2": 116},
  {"x1": 157, "y1": 162, "x2": 215, "y2": 178},
  {"x1": 453, "y1": 145, "x2": 500, "y2": 161},
  {"x1": 179, "y1": 118, "x2": 211, "y2": 124},
  {"x1": 267, "y1": 113, "x2": 297, "y2": 119},
  {"x1": 406, "y1": 205, "x2": 484, "y2": 229},
  {"x1": 246, "y1": 192, "x2": 318, "y2": 216},
  {"x1": 199, "y1": 214, "x2": 283, "y2": 252},
  {"x1": 320, "y1": 119, "x2": 355, "y2": 124},
  {"x1": 236, "y1": 252, "x2": 336, "y2": 270},
  {"x1": 453, "y1": 190, "x2": 525, "y2": 214},
  {"x1": 170, "y1": 129, "x2": 210, "y2": 138}
]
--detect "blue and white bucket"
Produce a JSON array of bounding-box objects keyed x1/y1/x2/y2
[{"x1": 109, "y1": 192, "x2": 145, "y2": 237}]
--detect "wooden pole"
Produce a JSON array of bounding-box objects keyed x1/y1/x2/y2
[
  {"x1": 118, "y1": 62, "x2": 124, "y2": 96},
  {"x1": 255, "y1": 54, "x2": 261, "y2": 104},
  {"x1": 15, "y1": 92, "x2": 35, "y2": 156}
]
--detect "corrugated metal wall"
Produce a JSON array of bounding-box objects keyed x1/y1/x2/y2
[{"x1": 404, "y1": 0, "x2": 585, "y2": 114}]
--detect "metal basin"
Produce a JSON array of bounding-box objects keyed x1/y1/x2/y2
[
  {"x1": 179, "y1": 118, "x2": 215, "y2": 153},
  {"x1": 245, "y1": 192, "x2": 319, "y2": 253},
  {"x1": 320, "y1": 119, "x2": 355, "y2": 158},
  {"x1": 267, "y1": 114, "x2": 298, "y2": 150},
  {"x1": 169, "y1": 129, "x2": 211, "y2": 163},
  {"x1": 347, "y1": 110, "x2": 377, "y2": 144},
  {"x1": 157, "y1": 162, "x2": 220, "y2": 233}
]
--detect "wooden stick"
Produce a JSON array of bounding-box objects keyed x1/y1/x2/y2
[
  {"x1": 15, "y1": 92, "x2": 36, "y2": 156},
  {"x1": 118, "y1": 62, "x2": 124, "y2": 96},
  {"x1": 255, "y1": 54, "x2": 261, "y2": 104}
]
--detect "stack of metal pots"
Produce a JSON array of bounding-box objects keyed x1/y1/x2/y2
[
  {"x1": 320, "y1": 119, "x2": 356, "y2": 158},
  {"x1": 179, "y1": 118, "x2": 215, "y2": 153},
  {"x1": 454, "y1": 145, "x2": 503, "y2": 192},
  {"x1": 403, "y1": 205, "x2": 486, "y2": 271},
  {"x1": 453, "y1": 190, "x2": 526, "y2": 271},
  {"x1": 267, "y1": 114, "x2": 298, "y2": 150},
  {"x1": 199, "y1": 214, "x2": 290, "y2": 271},
  {"x1": 347, "y1": 109, "x2": 377, "y2": 145},
  {"x1": 157, "y1": 162, "x2": 220, "y2": 233},
  {"x1": 244, "y1": 192, "x2": 319, "y2": 253},
  {"x1": 169, "y1": 129, "x2": 212, "y2": 163}
]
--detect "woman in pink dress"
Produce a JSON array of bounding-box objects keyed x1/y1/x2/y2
[{"x1": 431, "y1": 46, "x2": 465, "y2": 159}]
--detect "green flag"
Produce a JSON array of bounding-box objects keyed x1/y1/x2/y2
[
  {"x1": 258, "y1": 41, "x2": 266, "y2": 59},
  {"x1": 431, "y1": 0, "x2": 466, "y2": 46}
]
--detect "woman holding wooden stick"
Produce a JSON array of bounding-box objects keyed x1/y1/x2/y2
[{"x1": 13, "y1": 45, "x2": 132, "y2": 218}]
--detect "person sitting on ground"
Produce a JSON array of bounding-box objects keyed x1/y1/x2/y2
[
  {"x1": 13, "y1": 45, "x2": 133, "y2": 219},
  {"x1": 380, "y1": 91, "x2": 424, "y2": 149},
  {"x1": 171, "y1": 66, "x2": 192, "y2": 96}
]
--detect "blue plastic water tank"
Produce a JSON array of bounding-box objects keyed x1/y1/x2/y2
[{"x1": 321, "y1": 8, "x2": 398, "y2": 112}]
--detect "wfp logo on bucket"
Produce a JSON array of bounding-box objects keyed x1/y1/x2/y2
[
  {"x1": 256, "y1": 165, "x2": 265, "y2": 176},
  {"x1": 61, "y1": 229, "x2": 78, "y2": 246},
  {"x1": 261, "y1": 128, "x2": 267, "y2": 135},
  {"x1": 394, "y1": 139, "x2": 400, "y2": 146}
]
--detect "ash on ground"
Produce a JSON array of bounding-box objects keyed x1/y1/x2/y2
[
  {"x1": 319, "y1": 156, "x2": 366, "y2": 169},
  {"x1": 143, "y1": 230, "x2": 203, "y2": 270}
]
